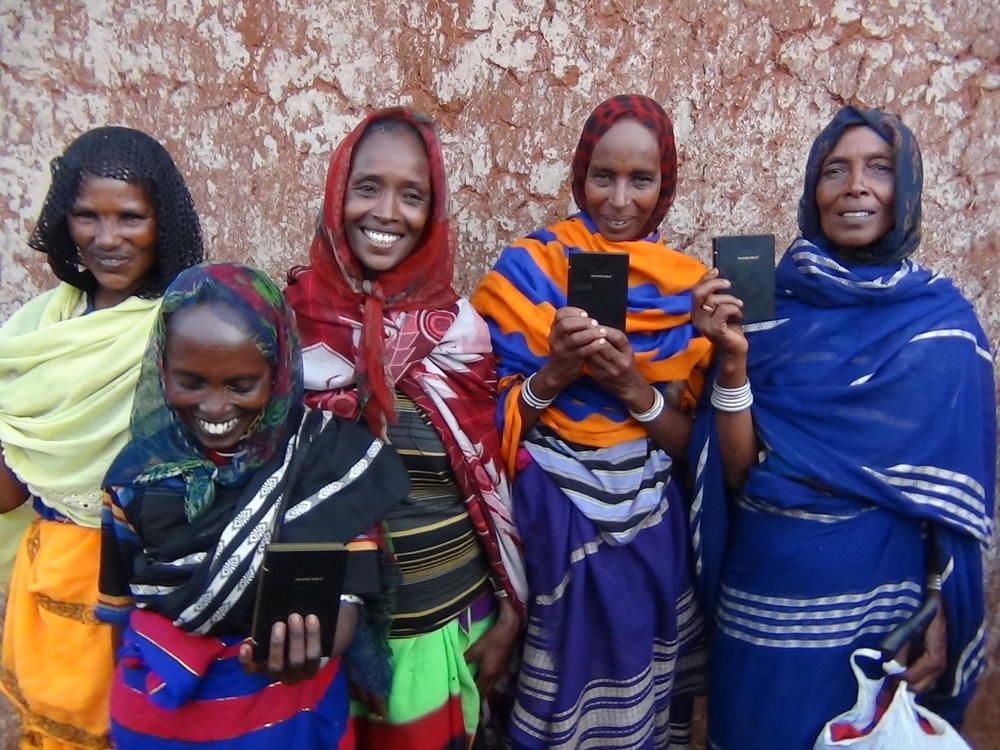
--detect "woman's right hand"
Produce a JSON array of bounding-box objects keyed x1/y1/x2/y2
[
  {"x1": 691, "y1": 270, "x2": 748, "y2": 360},
  {"x1": 517, "y1": 306, "x2": 613, "y2": 439},
  {"x1": 534, "y1": 306, "x2": 609, "y2": 396},
  {"x1": 238, "y1": 613, "x2": 323, "y2": 685}
]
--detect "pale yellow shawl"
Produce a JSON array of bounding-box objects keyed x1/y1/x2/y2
[{"x1": 0, "y1": 282, "x2": 160, "y2": 529}]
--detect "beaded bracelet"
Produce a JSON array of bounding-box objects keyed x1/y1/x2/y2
[
  {"x1": 925, "y1": 573, "x2": 943, "y2": 592},
  {"x1": 521, "y1": 373, "x2": 556, "y2": 410},
  {"x1": 630, "y1": 387, "x2": 665, "y2": 423},
  {"x1": 711, "y1": 379, "x2": 753, "y2": 412}
]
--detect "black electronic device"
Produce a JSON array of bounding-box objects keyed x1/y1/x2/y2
[
  {"x1": 711, "y1": 234, "x2": 776, "y2": 324},
  {"x1": 567, "y1": 251, "x2": 629, "y2": 330},
  {"x1": 249, "y1": 542, "x2": 347, "y2": 662}
]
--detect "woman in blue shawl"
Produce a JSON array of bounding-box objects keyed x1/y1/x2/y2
[{"x1": 689, "y1": 107, "x2": 994, "y2": 748}]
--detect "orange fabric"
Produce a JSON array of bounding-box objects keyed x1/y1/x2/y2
[
  {"x1": 497, "y1": 380, "x2": 527, "y2": 479},
  {"x1": 1, "y1": 520, "x2": 112, "y2": 750},
  {"x1": 472, "y1": 216, "x2": 712, "y2": 476}
]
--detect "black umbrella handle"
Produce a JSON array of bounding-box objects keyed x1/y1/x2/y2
[{"x1": 878, "y1": 596, "x2": 941, "y2": 663}]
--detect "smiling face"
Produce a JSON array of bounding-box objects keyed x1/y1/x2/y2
[
  {"x1": 342, "y1": 127, "x2": 432, "y2": 275},
  {"x1": 163, "y1": 304, "x2": 273, "y2": 453},
  {"x1": 816, "y1": 125, "x2": 895, "y2": 250},
  {"x1": 583, "y1": 118, "x2": 662, "y2": 242},
  {"x1": 67, "y1": 174, "x2": 158, "y2": 309}
]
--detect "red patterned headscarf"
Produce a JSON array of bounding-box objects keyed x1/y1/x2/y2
[
  {"x1": 570, "y1": 95, "x2": 677, "y2": 238},
  {"x1": 286, "y1": 108, "x2": 457, "y2": 430}
]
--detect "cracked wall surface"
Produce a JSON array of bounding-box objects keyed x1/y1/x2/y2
[{"x1": 1, "y1": 0, "x2": 998, "y2": 745}]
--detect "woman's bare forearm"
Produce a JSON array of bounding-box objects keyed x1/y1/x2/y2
[
  {"x1": 624, "y1": 388, "x2": 692, "y2": 460},
  {"x1": 714, "y1": 355, "x2": 757, "y2": 489},
  {"x1": 516, "y1": 360, "x2": 574, "y2": 441},
  {"x1": 0, "y1": 451, "x2": 29, "y2": 513}
]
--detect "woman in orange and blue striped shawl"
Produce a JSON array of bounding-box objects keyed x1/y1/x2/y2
[{"x1": 472, "y1": 95, "x2": 710, "y2": 749}]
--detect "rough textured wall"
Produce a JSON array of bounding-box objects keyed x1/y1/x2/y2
[{"x1": 1, "y1": 0, "x2": 997, "y2": 745}]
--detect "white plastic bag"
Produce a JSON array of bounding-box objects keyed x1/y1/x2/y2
[{"x1": 813, "y1": 648, "x2": 971, "y2": 749}]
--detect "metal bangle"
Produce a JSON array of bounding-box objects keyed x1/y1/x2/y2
[
  {"x1": 711, "y1": 378, "x2": 754, "y2": 412},
  {"x1": 630, "y1": 387, "x2": 665, "y2": 423},
  {"x1": 521, "y1": 373, "x2": 556, "y2": 410}
]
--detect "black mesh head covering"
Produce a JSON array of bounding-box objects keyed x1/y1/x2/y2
[{"x1": 29, "y1": 126, "x2": 204, "y2": 298}]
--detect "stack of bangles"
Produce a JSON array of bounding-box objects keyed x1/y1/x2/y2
[
  {"x1": 523, "y1": 373, "x2": 668, "y2": 424},
  {"x1": 629, "y1": 388, "x2": 664, "y2": 423},
  {"x1": 711, "y1": 379, "x2": 753, "y2": 412},
  {"x1": 521, "y1": 373, "x2": 556, "y2": 410}
]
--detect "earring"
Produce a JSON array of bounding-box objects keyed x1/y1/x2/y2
[{"x1": 242, "y1": 410, "x2": 264, "y2": 437}]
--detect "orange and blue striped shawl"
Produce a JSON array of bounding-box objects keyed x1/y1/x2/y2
[{"x1": 472, "y1": 214, "x2": 712, "y2": 474}]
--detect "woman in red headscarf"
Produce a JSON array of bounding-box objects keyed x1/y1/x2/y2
[
  {"x1": 285, "y1": 109, "x2": 526, "y2": 750},
  {"x1": 472, "y1": 95, "x2": 710, "y2": 749}
]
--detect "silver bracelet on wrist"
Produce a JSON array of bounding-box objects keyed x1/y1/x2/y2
[
  {"x1": 340, "y1": 593, "x2": 364, "y2": 605},
  {"x1": 521, "y1": 373, "x2": 556, "y2": 411},
  {"x1": 629, "y1": 387, "x2": 665, "y2": 423},
  {"x1": 711, "y1": 378, "x2": 753, "y2": 412},
  {"x1": 925, "y1": 573, "x2": 943, "y2": 592}
]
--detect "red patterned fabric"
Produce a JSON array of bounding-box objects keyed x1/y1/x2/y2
[
  {"x1": 285, "y1": 108, "x2": 526, "y2": 613},
  {"x1": 570, "y1": 94, "x2": 677, "y2": 237}
]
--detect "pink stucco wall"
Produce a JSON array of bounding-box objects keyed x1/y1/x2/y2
[{"x1": 1, "y1": 1, "x2": 997, "y2": 745}]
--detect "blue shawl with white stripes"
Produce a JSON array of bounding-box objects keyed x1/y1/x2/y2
[{"x1": 691, "y1": 237, "x2": 995, "y2": 722}]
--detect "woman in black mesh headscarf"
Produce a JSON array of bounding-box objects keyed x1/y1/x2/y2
[
  {"x1": 30, "y1": 126, "x2": 203, "y2": 300},
  {"x1": 0, "y1": 126, "x2": 204, "y2": 749}
]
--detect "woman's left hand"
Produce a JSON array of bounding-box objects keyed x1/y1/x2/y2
[
  {"x1": 690, "y1": 269, "x2": 747, "y2": 359},
  {"x1": 464, "y1": 597, "x2": 520, "y2": 699},
  {"x1": 900, "y1": 592, "x2": 948, "y2": 692},
  {"x1": 584, "y1": 327, "x2": 651, "y2": 413},
  {"x1": 238, "y1": 613, "x2": 323, "y2": 685}
]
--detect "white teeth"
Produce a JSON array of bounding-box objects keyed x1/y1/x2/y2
[
  {"x1": 606, "y1": 218, "x2": 630, "y2": 227},
  {"x1": 841, "y1": 211, "x2": 873, "y2": 218},
  {"x1": 197, "y1": 418, "x2": 239, "y2": 435},
  {"x1": 363, "y1": 228, "x2": 402, "y2": 246}
]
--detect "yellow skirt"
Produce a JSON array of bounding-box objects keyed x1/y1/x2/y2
[
  {"x1": 0, "y1": 505, "x2": 36, "y2": 585},
  {"x1": 0, "y1": 519, "x2": 113, "y2": 750}
]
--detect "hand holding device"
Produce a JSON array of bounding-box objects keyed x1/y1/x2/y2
[
  {"x1": 711, "y1": 235, "x2": 775, "y2": 324},
  {"x1": 567, "y1": 251, "x2": 629, "y2": 331}
]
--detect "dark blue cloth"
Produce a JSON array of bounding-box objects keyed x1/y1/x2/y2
[{"x1": 690, "y1": 240, "x2": 994, "y2": 749}]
